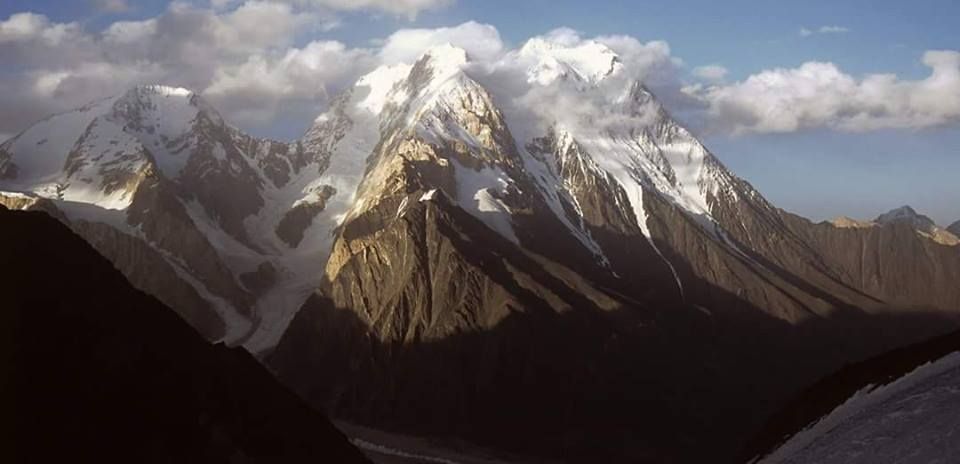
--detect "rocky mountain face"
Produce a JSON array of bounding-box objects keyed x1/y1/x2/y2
[
  {"x1": 875, "y1": 205, "x2": 959, "y2": 245},
  {"x1": 0, "y1": 205, "x2": 369, "y2": 463},
  {"x1": 267, "y1": 43, "x2": 960, "y2": 462},
  {"x1": 4, "y1": 40, "x2": 960, "y2": 463},
  {"x1": 781, "y1": 207, "x2": 960, "y2": 312}
]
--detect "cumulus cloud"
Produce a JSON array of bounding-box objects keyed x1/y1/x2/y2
[
  {"x1": 378, "y1": 21, "x2": 504, "y2": 64},
  {"x1": 205, "y1": 40, "x2": 376, "y2": 126},
  {"x1": 0, "y1": 13, "x2": 684, "y2": 140},
  {"x1": 92, "y1": 0, "x2": 131, "y2": 13},
  {"x1": 596, "y1": 34, "x2": 679, "y2": 82},
  {"x1": 463, "y1": 27, "x2": 679, "y2": 142},
  {"x1": 692, "y1": 64, "x2": 728, "y2": 82},
  {"x1": 267, "y1": 0, "x2": 451, "y2": 19},
  {"x1": 689, "y1": 50, "x2": 960, "y2": 134},
  {"x1": 0, "y1": 2, "x2": 366, "y2": 138},
  {"x1": 3, "y1": 3, "x2": 958, "y2": 142}
]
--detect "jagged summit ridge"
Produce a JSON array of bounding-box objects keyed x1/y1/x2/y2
[
  {"x1": 873, "y1": 205, "x2": 959, "y2": 245},
  {"x1": 517, "y1": 36, "x2": 622, "y2": 85},
  {"x1": 876, "y1": 205, "x2": 931, "y2": 225},
  {"x1": 949, "y1": 220, "x2": 960, "y2": 236}
]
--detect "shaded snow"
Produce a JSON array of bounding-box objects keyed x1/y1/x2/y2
[
  {"x1": 451, "y1": 159, "x2": 519, "y2": 243},
  {"x1": 2, "y1": 97, "x2": 116, "y2": 199},
  {"x1": 758, "y1": 352, "x2": 960, "y2": 464}
]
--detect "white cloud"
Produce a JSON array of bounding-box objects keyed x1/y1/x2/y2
[
  {"x1": 0, "y1": 3, "x2": 330, "y2": 137},
  {"x1": 595, "y1": 34, "x2": 679, "y2": 81},
  {"x1": 267, "y1": 0, "x2": 451, "y2": 19},
  {"x1": 92, "y1": 0, "x2": 131, "y2": 13},
  {"x1": 378, "y1": 21, "x2": 504, "y2": 64},
  {"x1": 689, "y1": 50, "x2": 960, "y2": 134},
  {"x1": 2, "y1": 5, "x2": 957, "y2": 142},
  {"x1": 205, "y1": 40, "x2": 376, "y2": 125},
  {"x1": 819, "y1": 25, "x2": 849, "y2": 34},
  {"x1": 463, "y1": 27, "x2": 680, "y2": 141},
  {"x1": 801, "y1": 25, "x2": 850, "y2": 37},
  {"x1": 0, "y1": 12, "x2": 84, "y2": 46},
  {"x1": 693, "y1": 64, "x2": 728, "y2": 82},
  {"x1": 0, "y1": 15, "x2": 684, "y2": 140}
]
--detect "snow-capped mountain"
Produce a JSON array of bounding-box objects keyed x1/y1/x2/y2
[
  {"x1": 874, "y1": 205, "x2": 959, "y2": 245},
  {"x1": 269, "y1": 42, "x2": 960, "y2": 462},
  {"x1": 4, "y1": 39, "x2": 960, "y2": 463},
  {"x1": 950, "y1": 219, "x2": 960, "y2": 237},
  {"x1": 0, "y1": 85, "x2": 336, "y2": 348}
]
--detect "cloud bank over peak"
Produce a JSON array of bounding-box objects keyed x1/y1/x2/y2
[
  {"x1": 377, "y1": 21, "x2": 505, "y2": 65},
  {"x1": 1, "y1": 2, "x2": 959, "y2": 141},
  {"x1": 209, "y1": 0, "x2": 451, "y2": 19}
]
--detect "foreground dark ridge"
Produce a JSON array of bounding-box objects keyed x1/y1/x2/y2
[{"x1": 0, "y1": 205, "x2": 369, "y2": 463}]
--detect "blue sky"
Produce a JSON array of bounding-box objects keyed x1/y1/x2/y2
[{"x1": 2, "y1": 0, "x2": 959, "y2": 224}]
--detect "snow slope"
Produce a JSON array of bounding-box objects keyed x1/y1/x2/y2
[{"x1": 758, "y1": 351, "x2": 960, "y2": 464}]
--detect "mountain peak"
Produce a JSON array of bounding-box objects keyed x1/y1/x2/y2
[
  {"x1": 112, "y1": 83, "x2": 224, "y2": 134},
  {"x1": 519, "y1": 36, "x2": 621, "y2": 85},
  {"x1": 132, "y1": 84, "x2": 193, "y2": 97},
  {"x1": 875, "y1": 205, "x2": 959, "y2": 245},
  {"x1": 114, "y1": 85, "x2": 198, "y2": 109},
  {"x1": 422, "y1": 43, "x2": 470, "y2": 65},
  {"x1": 353, "y1": 63, "x2": 413, "y2": 115},
  {"x1": 416, "y1": 43, "x2": 470, "y2": 80},
  {"x1": 875, "y1": 205, "x2": 927, "y2": 224},
  {"x1": 949, "y1": 220, "x2": 960, "y2": 236}
]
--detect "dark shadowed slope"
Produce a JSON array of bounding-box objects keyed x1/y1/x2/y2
[{"x1": 0, "y1": 205, "x2": 369, "y2": 464}]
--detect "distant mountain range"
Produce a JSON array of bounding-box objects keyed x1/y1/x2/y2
[{"x1": 2, "y1": 40, "x2": 959, "y2": 462}]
